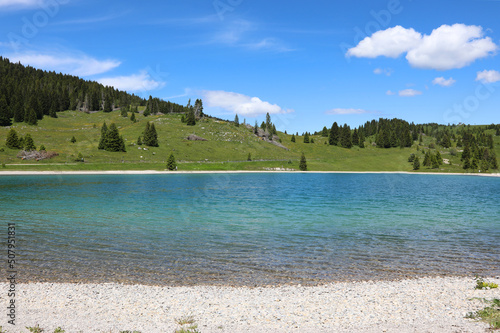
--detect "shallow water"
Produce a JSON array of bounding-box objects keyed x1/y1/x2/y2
[{"x1": 1, "y1": 173, "x2": 499, "y2": 286}]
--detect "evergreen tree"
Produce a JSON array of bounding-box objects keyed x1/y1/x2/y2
[
  {"x1": 39, "y1": 144, "x2": 46, "y2": 151},
  {"x1": 143, "y1": 122, "x2": 159, "y2": 147},
  {"x1": 121, "y1": 108, "x2": 128, "y2": 117},
  {"x1": 105, "y1": 123, "x2": 126, "y2": 152},
  {"x1": 234, "y1": 114, "x2": 239, "y2": 127},
  {"x1": 70, "y1": 136, "x2": 76, "y2": 143},
  {"x1": 321, "y1": 126, "x2": 329, "y2": 137},
  {"x1": 471, "y1": 158, "x2": 478, "y2": 170},
  {"x1": 130, "y1": 112, "x2": 136, "y2": 122},
  {"x1": 359, "y1": 131, "x2": 365, "y2": 148},
  {"x1": 49, "y1": 98, "x2": 58, "y2": 118},
  {"x1": 299, "y1": 153, "x2": 307, "y2": 171},
  {"x1": 254, "y1": 121, "x2": 259, "y2": 134},
  {"x1": 24, "y1": 134, "x2": 36, "y2": 151},
  {"x1": 12, "y1": 101, "x2": 24, "y2": 123},
  {"x1": 167, "y1": 153, "x2": 177, "y2": 171},
  {"x1": 489, "y1": 151, "x2": 498, "y2": 169},
  {"x1": 461, "y1": 144, "x2": 471, "y2": 162},
  {"x1": 310, "y1": 137, "x2": 315, "y2": 144},
  {"x1": 423, "y1": 151, "x2": 431, "y2": 167},
  {"x1": 137, "y1": 136, "x2": 142, "y2": 145},
  {"x1": 413, "y1": 156, "x2": 420, "y2": 170},
  {"x1": 340, "y1": 125, "x2": 352, "y2": 148},
  {"x1": 435, "y1": 150, "x2": 443, "y2": 165},
  {"x1": 98, "y1": 122, "x2": 108, "y2": 150},
  {"x1": 247, "y1": 153, "x2": 251, "y2": 161},
  {"x1": 5, "y1": 129, "x2": 20, "y2": 149},
  {"x1": 463, "y1": 158, "x2": 471, "y2": 170},
  {"x1": 304, "y1": 132, "x2": 310, "y2": 143},
  {"x1": 352, "y1": 128, "x2": 359, "y2": 147},
  {"x1": 329, "y1": 122, "x2": 339, "y2": 146},
  {"x1": 431, "y1": 154, "x2": 439, "y2": 169},
  {"x1": 25, "y1": 108, "x2": 38, "y2": 126},
  {"x1": 0, "y1": 96, "x2": 12, "y2": 126},
  {"x1": 186, "y1": 109, "x2": 196, "y2": 126},
  {"x1": 291, "y1": 134, "x2": 296, "y2": 142}
]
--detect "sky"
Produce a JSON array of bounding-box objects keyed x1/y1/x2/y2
[{"x1": 1, "y1": 0, "x2": 500, "y2": 133}]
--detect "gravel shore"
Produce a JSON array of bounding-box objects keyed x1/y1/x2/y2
[{"x1": 2, "y1": 276, "x2": 499, "y2": 333}]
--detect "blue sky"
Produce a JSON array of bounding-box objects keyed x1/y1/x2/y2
[{"x1": 1, "y1": 0, "x2": 500, "y2": 133}]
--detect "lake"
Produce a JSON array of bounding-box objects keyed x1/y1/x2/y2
[{"x1": 1, "y1": 173, "x2": 499, "y2": 286}]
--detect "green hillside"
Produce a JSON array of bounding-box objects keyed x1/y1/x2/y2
[{"x1": 1, "y1": 109, "x2": 499, "y2": 172}]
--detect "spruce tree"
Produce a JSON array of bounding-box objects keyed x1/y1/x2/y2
[
  {"x1": 435, "y1": 150, "x2": 443, "y2": 165},
  {"x1": 105, "y1": 123, "x2": 126, "y2": 152},
  {"x1": 130, "y1": 112, "x2": 136, "y2": 122},
  {"x1": 431, "y1": 154, "x2": 439, "y2": 169},
  {"x1": 24, "y1": 134, "x2": 36, "y2": 151},
  {"x1": 39, "y1": 144, "x2": 46, "y2": 151},
  {"x1": 359, "y1": 132, "x2": 365, "y2": 148},
  {"x1": 254, "y1": 121, "x2": 258, "y2": 134},
  {"x1": 413, "y1": 156, "x2": 420, "y2": 170},
  {"x1": 26, "y1": 108, "x2": 38, "y2": 126},
  {"x1": 0, "y1": 96, "x2": 12, "y2": 126},
  {"x1": 304, "y1": 132, "x2": 310, "y2": 143},
  {"x1": 71, "y1": 136, "x2": 76, "y2": 143},
  {"x1": 167, "y1": 153, "x2": 177, "y2": 170},
  {"x1": 352, "y1": 129, "x2": 359, "y2": 147},
  {"x1": 489, "y1": 151, "x2": 498, "y2": 169},
  {"x1": 5, "y1": 129, "x2": 20, "y2": 149},
  {"x1": 121, "y1": 108, "x2": 128, "y2": 117},
  {"x1": 186, "y1": 109, "x2": 196, "y2": 126},
  {"x1": 291, "y1": 134, "x2": 296, "y2": 142},
  {"x1": 329, "y1": 122, "x2": 339, "y2": 146},
  {"x1": 299, "y1": 153, "x2": 307, "y2": 171},
  {"x1": 98, "y1": 122, "x2": 108, "y2": 150},
  {"x1": 247, "y1": 153, "x2": 251, "y2": 161},
  {"x1": 103, "y1": 95, "x2": 113, "y2": 113},
  {"x1": 234, "y1": 114, "x2": 239, "y2": 127},
  {"x1": 143, "y1": 122, "x2": 159, "y2": 147},
  {"x1": 13, "y1": 101, "x2": 24, "y2": 123},
  {"x1": 423, "y1": 151, "x2": 431, "y2": 167},
  {"x1": 137, "y1": 136, "x2": 142, "y2": 145}
]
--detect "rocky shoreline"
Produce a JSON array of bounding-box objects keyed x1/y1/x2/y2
[{"x1": 1, "y1": 276, "x2": 499, "y2": 332}]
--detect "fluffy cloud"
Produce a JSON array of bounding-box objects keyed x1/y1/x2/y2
[
  {"x1": 348, "y1": 24, "x2": 498, "y2": 70},
  {"x1": 386, "y1": 90, "x2": 396, "y2": 95},
  {"x1": 398, "y1": 89, "x2": 422, "y2": 97},
  {"x1": 6, "y1": 53, "x2": 120, "y2": 76},
  {"x1": 374, "y1": 68, "x2": 393, "y2": 76},
  {"x1": 432, "y1": 77, "x2": 456, "y2": 87},
  {"x1": 202, "y1": 90, "x2": 292, "y2": 117},
  {"x1": 347, "y1": 26, "x2": 422, "y2": 58},
  {"x1": 476, "y1": 70, "x2": 500, "y2": 83},
  {"x1": 98, "y1": 71, "x2": 165, "y2": 92},
  {"x1": 325, "y1": 108, "x2": 370, "y2": 115}
]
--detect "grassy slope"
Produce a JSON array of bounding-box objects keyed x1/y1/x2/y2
[{"x1": 0, "y1": 110, "x2": 498, "y2": 172}]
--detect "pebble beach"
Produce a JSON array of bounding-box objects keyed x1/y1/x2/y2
[{"x1": 2, "y1": 276, "x2": 499, "y2": 333}]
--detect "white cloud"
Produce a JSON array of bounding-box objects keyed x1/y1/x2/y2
[
  {"x1": 407, "y1": 24, "x2": 497, "y2": 70},
  {"x1": 202, "y1": 90, "x2": 292, "y2": 117},
  {"x1": 386, "y1": 90, "x2": 396, "y2": 95},
  {"x1": 347, "y1": 24, "x2": 498, "y2": 70},
  {"x1": 432, "y1": 77, "x2": 456, "y2": 87},
  {"x1": 325, "y1": 108, "x2": 371, "y2": 115},
  {"x1": 98, "y1": 71, "x2": 165, "y2": 92},
  {"x1": 347, "y1": 26, "x2": 422, "y2": 58},
  {"x1": 476, "y1": 70, "x2": 500, "y2": 83},
  {"x1": 6, "y1": 53, "x2": 120, "y2": 76},
  {"x1": 399, "y1": 89, "x2": 422, "y2": 97}
]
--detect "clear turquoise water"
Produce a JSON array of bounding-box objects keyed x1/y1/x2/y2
[{"x1": 1, "y1": 173, "x2": 499, "y2": 286}]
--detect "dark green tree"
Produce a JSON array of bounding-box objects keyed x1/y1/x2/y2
[
  {"x1": 12, "y1": 101, "x2": 24, "y2": 123},
  {"x1": 137, "y1": 136, "x2": 142, "y2": 145},
  {"x1": 291, "y1": 134, "x2": 296, "y2": 142},
  {"x1": 39, "y1": 144, "x2": 46, "y2": 151},
  {"x1": 24, "y1": 134, "x2": 36, "y2": 151},
  {"x1": 247, "y1": 153, "x2": 251, "y2": 161},
  {"x1": 413, "y1": 156, "x2": 420, "y2": 170},
  {"x1": 352, "y1": 128, "x2": 359, "y2": 147},
  {"x1": 70, "y1": 136, "x2": 76, "y2": 143},
  {"x1": 121, "y1": 108, "x2": 128, "y2": 117},
  {"x1": 254, "y1": 121, "x2": 259, "y2": 135},
  {"x1": 304, "y1": 132, "x2": 310, "y2": 143},
  {"x1": 167, "y1": 153, "x2": 177, "y2": 170},
  {"x1": 0, "y1": 96, "x2": 12, "y2": 126},
  {"x1": 98, "y1": 122, "x2": 108, "y2": 150},
  {"x1": 359, "y1": 131, "x2": 365, "y2": 148},
  {"x1": 321, "y1": 126, "x2": 329, "y2": 137},
  {"x1": 143, "y1": 122, "x2": 159, "y2": 147},
  {"x1": 234, "y1": 114, "x2": 239, "y2": 127},
  {"x1": 423, "y1": 151, "x2": 431, "y2": 167},
  {"x1": 130, "y1": 112, "x2": 136, "y2": 122},
  {"x1": 25, "y1": 108, "x2": 38, "y2": 126},
  {"x1": 299, "y1": 153, "x2": 307, "y2": 171},
  {"x1": 435, "y1": 150, "x2": 443, "y2": 165},
  {"x1": 186, "y1": 109, "x2": 196, "y2": 126},
  {"x1": 105, "y1": 123, "x2": 126, "y2": 152},
  {"x1": 431, "y1": 154, "x2": 439, "y2": 169},
  {"x1": 329, "y1": 122, "x2": 339, "y2": 146},
  {"x1": 5, "y1": 129, "x2": 21, "y2": 149}
]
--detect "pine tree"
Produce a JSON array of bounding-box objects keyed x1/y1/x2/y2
[
  {"x1": 291, "y1": 134, "x2": 296, "y2": 142},
  {"x1": 121, "y1": 108, "x2": 128, "y2": 117},
  {"x1": 413, "y1": 156, "x2": 420, "y2": 170},
  {"x1": 143, "y1": 122, "x2": 159, "y2": 147},
  {"x1": 70, "y1": 136, "x2": 76, "y2": 143},
  {"x1": 130, "y1": 112, "x2": 136, "y2": 122},
  {"x1": 247, "y1": 153, "x2": 251, "y2": 161},
  {"x1": 13, "y1": 101, "x2": 24, "y2": 123},
  {"x1": 26, "y1": 108, "x2": 38, "y2": 126},
  {"x1": 352, "y1": 128, "x2": 359, "y2": 147},
  {"x1": 234, "y1": 114, "x2": 239, "y2": 127},
  {"x1": 321, "y1": 126, "x2": 328, "y2": 137},
  {"x1": 299, "y1": 153, "x2": 307, "y2": 171},
  {"x1": 435, "y1": 150, "x2": 443, "y2": 165},
  {"x1": 105, "y1": 123, "x2": 126, "y2": 152},
  {"x1": 329, "y1": 122, "x2": 339, "y2": 146},
  {"x1": 423, "y1": 151, "x2": 431, "y2": 166},
  {"x1": 186, "y1": 109, "x2": 196, "y2": 126},
  {"x1": 310, "y1": 137, "x2": 315, "y2": 143},
  {"x1": 137, "y1": 136, "x2": 142, "y2": 145},
  {"x1": 304, "y1": 132, "x2": 310, "y2": 143},
  {"x1": 24, "y1": 134, "x2": 36, "y2": 151},
  {"x1": 0, "y1": 96, "x2": 12, "y2": 126},
  {"x1": 103, "y1": 95, "x2": 112, "y2": 113},
  {"x1": 98, "y1": 122, "x2": 108, "y2": 150},
  {"x1": 5, "y1": 129, "x2": 20, "y2": 149},
  {"x1": 254, "y1": 121, "x2": 258, "y2": 135},
  {"x1": 167, "y1": 153, "x2": 177, "y2": 171},
  {"x1": 39, "y1": 144, "x2": 46, "y2": 151},
  {"x1": 431, "y1": 154, "x2": 439, "y2": 169},
  {"x1": 489, "y1": 150, "x2": 498, "y2": 169},
  {"x1": 359, "y1": 131, "x2": 365, "y2": 148}
]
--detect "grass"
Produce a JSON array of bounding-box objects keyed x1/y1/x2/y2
[
  {"x1": 466, "y1": 298, "x2": 500, "y2": 329},
  {"x1": 174, "y1": 315, "x2": 200, "y2": 333},
  {"x1": 0, "y1": 110, "x2": 499, "y2": 172},
  {"x1": 475, "y1": 276, "x2": 499, "y2": 290}
]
